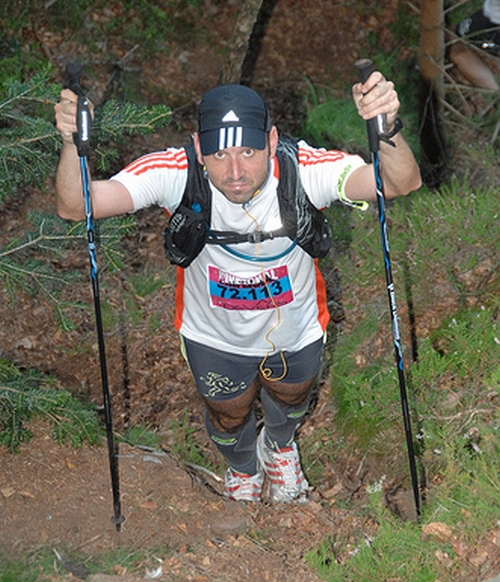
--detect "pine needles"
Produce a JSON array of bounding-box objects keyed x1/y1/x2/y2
[
  {"x1": 0, "y1": 66, "x2": 170, "y2": 327},
  {"x1": 0, "y1": 66, "x2": 61, "y2": 202},
  {"x1": 0, "y1": 65, "x2": 172, "y2": 451},
  {"x1": 0, "y1": 359, "x2": 101, "y2": 453}
]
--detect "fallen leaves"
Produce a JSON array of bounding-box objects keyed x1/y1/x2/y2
[
  {"x1": 1, "y1": 486, "x2": 36, "y2": 499},
  {"x1": 422, "y1": 522, "x2": 455, "y2": 543},
  {"x1": 1, "y1": 486, "x2": 16, "y2": 498}
]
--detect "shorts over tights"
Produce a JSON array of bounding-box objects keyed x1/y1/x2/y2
[{"x1": 181, "y1": 336, "x2": 324, "y2": 401}]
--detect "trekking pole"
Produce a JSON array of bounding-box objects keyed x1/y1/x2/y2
[
  {"x1": 354, "y1": 58, "x2": 421, "y2": 520},
  {"x1": 66, "y1": 63, "x2": 125, "y2": 531}
]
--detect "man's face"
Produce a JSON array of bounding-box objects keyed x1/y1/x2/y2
[{"x1": 194, "y1": 126, "x2": 278, "y2": 205}]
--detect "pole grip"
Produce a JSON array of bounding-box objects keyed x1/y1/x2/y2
[
  {"x1": 66, "y1": 62, "x2": 85, "y2": 97},
  {"x1": 354, "y1": 58, "x2": 380, "y2": 153},
  {"x1": 65, "y1": 62, "x2": 91, "y2": 158}
]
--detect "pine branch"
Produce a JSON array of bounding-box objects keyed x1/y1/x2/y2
[
  {"x1": 0, "y1": 360, "x2": 101, "y2": 453},
  {"x1": 95, "y1": 99, "x2": 171, "y2": 139},
  {"x1": 0, "y1": 213, "x2": 135, "y2": 328},
  {"x1": 0, "y1": 66, "x2": 168, "y2": 326},
  {"x1": 0, "y1": 67, "x2": 171, "y2": 201}
]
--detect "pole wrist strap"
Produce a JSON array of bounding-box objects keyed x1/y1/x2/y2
[{"x1": 380, "y1": 117, "x2": 403, "y2": 147}]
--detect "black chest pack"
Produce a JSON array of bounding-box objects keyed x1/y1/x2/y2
[{"x1": 163, "y1": 136, "x2": 332, "y2": 268}]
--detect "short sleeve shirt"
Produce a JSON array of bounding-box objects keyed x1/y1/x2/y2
[{"x1": 111, "y1": 140, "x2": 366, "y2": 355}]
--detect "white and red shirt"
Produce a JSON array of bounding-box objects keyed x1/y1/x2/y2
[{"x1": 111, "y1": 140, "x2": 366, "y2": 356}]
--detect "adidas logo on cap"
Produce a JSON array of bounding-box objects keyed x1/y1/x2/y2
[{"x1": 222, "y1": 110, "x2": 240, "y2": 123}]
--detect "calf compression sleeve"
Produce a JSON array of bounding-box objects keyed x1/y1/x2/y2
[
  {"x1": 205, "y1": 410, "x2": 258, "y2": 475},
  {"x1": 260, "y1": 388, "x2": 310, "y2": 449}
]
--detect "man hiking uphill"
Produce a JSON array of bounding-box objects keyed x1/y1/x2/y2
[{"x1": 54, "y1": 71, "x2": 421, "y2": 504}]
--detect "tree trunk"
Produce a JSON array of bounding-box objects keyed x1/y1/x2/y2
[
  {"x1": 240, "y1": 0, "x2": 279, "y2": 85},
  {"x1": 419, "y1": 0, "x2": 448, "y2": 187},
  {"x1": 219, "y1": 0, "x2": 265, "y2": 85},
  {"x1": 420, "y1": 0, "x2": 446, "y2": 98}
]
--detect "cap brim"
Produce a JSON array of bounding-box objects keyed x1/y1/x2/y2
[{"x1": 199, "y1": 127, "x2": 267, "y2": 156}]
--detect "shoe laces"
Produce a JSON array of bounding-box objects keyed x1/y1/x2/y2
[
  {"x1": 224, "y1": 468, "x2": 262, "y2": 500},
  {"x1": 264, "y1": 443, "x2": 304, "y2": 487}
]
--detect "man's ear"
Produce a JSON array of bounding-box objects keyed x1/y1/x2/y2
[
  {"x1": 192, "y1": 132, "x2": 205, "y2": 166},
  {"x1": 268, "y1": 126, "x2": 279, "y2": 159}
]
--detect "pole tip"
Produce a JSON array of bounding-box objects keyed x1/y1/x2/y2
[{"x1": 112, "y1": 513, "x2": 125, "y2": 532}]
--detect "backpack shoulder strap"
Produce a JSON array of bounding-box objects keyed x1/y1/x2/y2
[
  {"x1": 275, "y1": 135, "x2": 332, "y2": 259},
  {"x1": 163, "y1": 141, "x2": 212, "y2": 268},
  {"x1": 275, "y1": 135, "x2": 299, "y2": 240},
  {"x1": 182, "y1": 141, "x2": 212, "y2": 221}
]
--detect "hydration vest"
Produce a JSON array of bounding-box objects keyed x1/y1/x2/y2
[{"x1": 164, "y1": 136, "x2": 332, "y2": 268}]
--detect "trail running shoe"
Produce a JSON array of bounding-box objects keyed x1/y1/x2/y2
[
  {"x1": 223, "y1": 467, "x2": 263, "y2": 502},
  {"x1": 256, "y1": 428, "x2": 310, "y2": 504}
]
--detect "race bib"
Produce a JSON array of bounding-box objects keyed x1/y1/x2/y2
[{"x1": 208, "y1": 265, "x2": 294, "y2": 310}]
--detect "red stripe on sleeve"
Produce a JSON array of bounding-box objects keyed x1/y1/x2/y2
[
  {"x1": 298, "y1": 146, "x2": 347, "y2": 166},
  {"x1": 124, "y1": 149, "x2": 188, "y2": 175}
]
